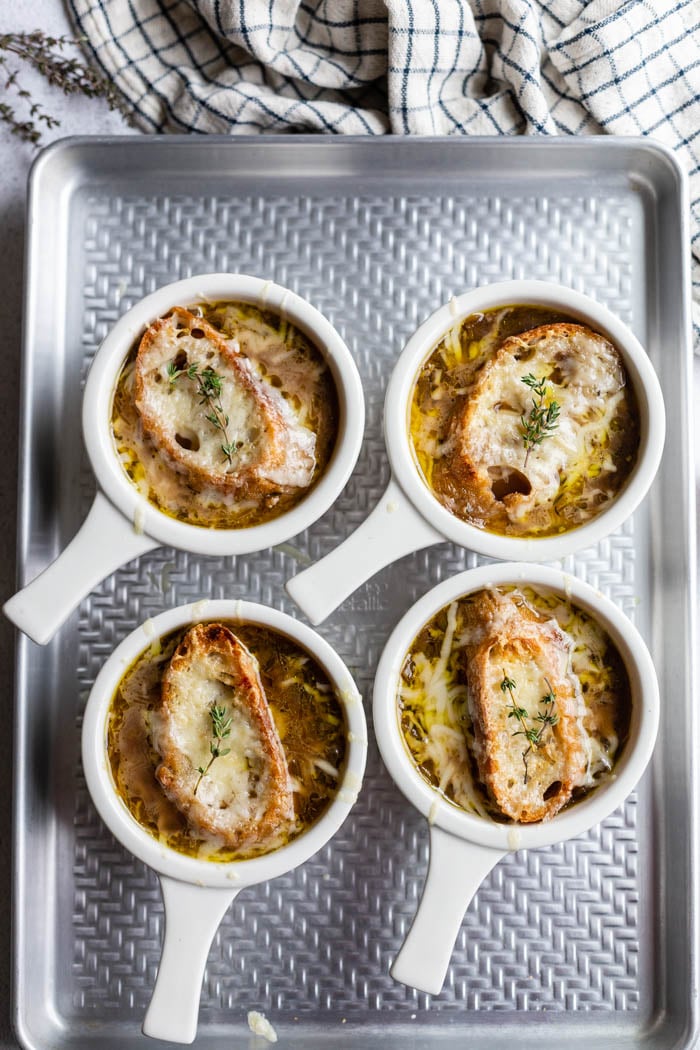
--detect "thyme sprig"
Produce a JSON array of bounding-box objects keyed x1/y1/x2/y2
[
  {"x1": 520, "y1": 374, "x2": 560, "y2": 468},
  {"x1": 501, "y1": 670, "x2": 558, "y2": 784},
  {"x1": 0, "y1": 31, "x2": 130, "y2": 146},
  {"x1": 194, "y1": 703, "x2": 233, "y2": 795},
  {"x1": 167, "y1": 360, "x2": 243, "y2": 465}
]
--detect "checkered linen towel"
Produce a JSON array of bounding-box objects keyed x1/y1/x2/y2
[{"x1": 71, "y1": 0, "x2": 700, "y2": 342}]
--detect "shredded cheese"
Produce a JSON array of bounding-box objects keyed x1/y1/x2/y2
[
  {"x1": 247, "y1": 1011, "x2": 278, "y2": 1044},
  {"x1": 399, "y1": 586, "x2": 629, "y2": 822},
  {"x1": 409, "y1": 307, "x2": 639, "y2": 537}
]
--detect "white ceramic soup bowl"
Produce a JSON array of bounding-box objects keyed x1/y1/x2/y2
[
  {"x1": 372, "y1": 562, "x2": 659, "y2": 996},
  {"x1": 82, "y1": 598, "x2": 367, "y2": 1044},
  {"x1": 287, "y1": 281, "x2": 665, "y2": 624},
  {"x1": 5, "y1": 273, "x2": 365, "y2": 645}
]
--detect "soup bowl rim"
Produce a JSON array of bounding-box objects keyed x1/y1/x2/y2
[
  {"x1": 383, "y1": 279, "x2": 665, "y2": 562},
  {"x1": 83, "y1": 272, "x2": 365, "y2": 556},
  {"x1": 372, "y1": 561, "x2": 659, "y2": 851},
  {"x1": 81, "y1": 599, "x2": 368, "y2": 889}
]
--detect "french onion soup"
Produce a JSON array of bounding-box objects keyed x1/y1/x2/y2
[
  {"x1": 107, "y1": 620, "x2": 347, "y2": 861},
  {"x1": 112, "y1": 301, "x2": 339, "y2": 528},
  {"x1": 409, "y1": 306, "x2": 640, "y2": 537},
  {"x1": 398, "y1": 586, "x2": 631, "y2": 824}
]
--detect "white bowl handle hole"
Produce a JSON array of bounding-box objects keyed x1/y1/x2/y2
[
  {"x1": 391, "y1": 825, "x2": 505, "y2": 996},
  {"x1": 285, "y1": 476, "x2": 442, "y2": 624},
  {"x1": 142, "y1": 876, "x2": 238, "y2": 1044},
  {"x1": 3, "y1": 491, "x2": 157, "y2": 645}
]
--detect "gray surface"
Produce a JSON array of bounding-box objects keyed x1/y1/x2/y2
[
  {"x1": 0, "y1": 5, "x2": 130, "y2": 1047},
  {"x1": 11, "y1": 136, "x2": 696, "y2": 1048}
]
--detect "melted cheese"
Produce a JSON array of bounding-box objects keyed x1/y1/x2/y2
[
  {"x1": 111, "y1": 301, "x2": 338, "y2": 529},
  {"x1": 399, "y1": 587, "x2": 629, "y2": 821},
  {"x1": 213, "y1": 303, "x2": 327, "y2": 431},
  {"x1": 410, "y1": 309, "x2": 639, "y2": 538},
  {"x1": 458, "y1": 327, "x2": 625, "y2": 528},
  {"x1": 138, "y1": 317, "x2": 316, "y2": 489},
  {"x1": 151, "y1": 655, "x2": 276, "y2": 827},
  {"x1": 107, "y1": 622, "x2": 347, "y2": 862},
  {"x1": 399, "y1": 602, "x2": 492, "y2": 819},
  {"x1": 237, "y1": 352, "x2": 316, "y2": 488}
]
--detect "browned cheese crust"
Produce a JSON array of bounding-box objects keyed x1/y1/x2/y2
[
  {"x1": 153, "y1": 622, "x2": 294, "y2": 849},
  {"x1": 134, "y1": 307, "x2": 315, "y2": 499},
  {"x1": 462, "y1": 590, "x2": 588, "y2": 822},
  {"x1": 438, "y1": 323, "x2": 631, "y2": 534}
]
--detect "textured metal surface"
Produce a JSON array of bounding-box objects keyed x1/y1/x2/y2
[{"x1": 13, "y1": 138, "x2": 696, "y2": 1049}]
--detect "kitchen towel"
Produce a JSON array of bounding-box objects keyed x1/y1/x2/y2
[{"x1": 70, "y1": 0, "x2": 700, "y2": 342}]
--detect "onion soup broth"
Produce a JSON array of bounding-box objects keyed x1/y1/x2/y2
[
  {"x1": 108, "y1": 621, "x2": 347, "y2": 861},
  {"x1": 409, "y1": 306, "x2": 640, "y2": 538},
  {"x1": 398, "y1": 586, "x2": 631, "y2": 823},
  {"x1": 112, "y1": 301, "x2": 339, "y2": 528}
]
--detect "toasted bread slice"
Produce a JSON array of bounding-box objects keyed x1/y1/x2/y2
[
  {"x1": 445, "y1": 323, "x2": 627, "y2": 532},
  {"x1": 463, "y1": 589, "x2": 588, "y2": 822},
  {"x1": 152, "y1": 623, "x2": 293, "y2": 849},
  {"x1": 134, "y1": 307, "x2": 316, "y2": 497}
]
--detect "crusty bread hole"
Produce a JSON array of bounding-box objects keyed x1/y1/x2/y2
[
  {"x1": 488, "y1": 466, "x2": 532, "y2": 501},
  {"x1": 175, "y1": 430, "x2": 200, "y2": 452},
  {"x1": 513, "y1": 346, "x2": 536, "y2": 362},
  {"x1": 543, "y1": 780, "x2": 563, "y2": 800}
]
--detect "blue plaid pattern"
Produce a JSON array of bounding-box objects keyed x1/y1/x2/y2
[{"x1": 70, "y1": 0, "x2": 700, "y2": 342}]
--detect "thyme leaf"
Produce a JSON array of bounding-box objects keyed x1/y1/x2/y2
[
  {"x1": 0, "y1": 31, "x2": 131, "y2": 146},
  {"x1": 500, "y1": 671, "x2": 558, "y2": 785},
  {"x1": 520, "y1": 374, "x2": 560, "y2": 468},
  {"x1": 168, "y1": 359, "x2": 242, "y2": 466},
  {"x1": 194, "y1": 703, "x2": 233, "y2": 795}
]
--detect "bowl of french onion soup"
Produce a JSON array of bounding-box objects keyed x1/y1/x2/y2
[
  {"x1": 82, "y1": 598, "x2": 367, "y2": 1045},
  {"x1": 286, "y1": 281, "x2": 665, "y2": 625},
  {"x1": 372, "y1": 562, "x2": 659, "y2": 997},
  {"x1": 4, "y1": 273, "x2": 364, "y2": 644}
]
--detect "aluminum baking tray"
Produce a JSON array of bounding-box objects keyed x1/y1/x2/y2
[{"x1": 12, "y1": 136, "x2": 697, "y2": 1050}]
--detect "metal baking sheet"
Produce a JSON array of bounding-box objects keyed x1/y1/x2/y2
[{"x1": 12, "y1": 136, "x2": 697, "y2": 1049}]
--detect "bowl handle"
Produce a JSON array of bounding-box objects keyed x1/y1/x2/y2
[
  {"x1": 3, "y1": 491, "x2": 157, "y2": 645},
  {"x1": 142, "y1": 875, "x2": 238, "y2": 1044},
  {"x1": 391, "y1": 825, "x2": 504, "y2": 996},
  {"x1": 286, "y1": 477, "x2": 442, "y2": 624}
]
